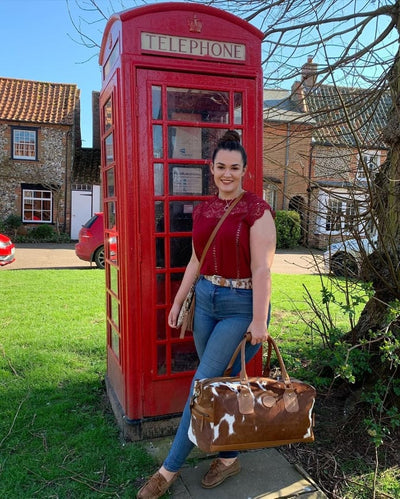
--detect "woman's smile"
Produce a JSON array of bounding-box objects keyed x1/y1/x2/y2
[{"x1": 211, "y1": 149, "x2": 245, "y2": 200}]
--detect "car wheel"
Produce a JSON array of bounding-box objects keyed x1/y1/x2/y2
[
  {"x1": 330, "y1": 252, "x2": 359, "y2": 277},
  {"x1": 94, "y1": 246, "x2": 105, "y2": 269}
]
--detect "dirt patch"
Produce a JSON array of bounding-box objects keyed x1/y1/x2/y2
[{"x1": 279, "y1": 388, "x2": 400, "y2": 498}]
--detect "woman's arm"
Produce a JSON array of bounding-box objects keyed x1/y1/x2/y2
[
  {"x1": 168, "y1": 244, "x2": 200, "y2": 328},
  {"x1": 248, "y1": 210, "x2": 276, "y2": 345}
]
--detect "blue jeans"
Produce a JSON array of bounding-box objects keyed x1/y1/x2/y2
[{"x1": 163, "y1": 276, "x2": 266, "y2": 472}]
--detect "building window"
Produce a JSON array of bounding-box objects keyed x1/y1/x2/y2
[
  {"x1": 72, "y1": 183, "x2": 92, "y2": 191},
  {"x1": 263, "y1": 185, "x2": 277, "y2": 211},
  {"x1": 356, "y1": 151, "x2": 380, "y2": 181},
  {"x1": 12, "y1": 128, "x2": 38, "y2": 160},
  {"x1": 325, "y1": 198, "x2": 344, "y2": 232},
  {"x1": 22, "y1": 188, "x2": 52, "y2": 223},
  {"x1": 318, "y1": 191, "x2": 366, "y2": 235}
]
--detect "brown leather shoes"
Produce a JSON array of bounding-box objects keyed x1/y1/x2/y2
[
  {"x1": 136, "y1": 471, "x2": 178, "y2": 499},
  {"x1": 201, "y1": 458, "x2": 241, "y2": 488}
]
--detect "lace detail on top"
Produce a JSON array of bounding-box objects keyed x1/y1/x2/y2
[
  {"x1": 193, "y1": 192, "x2": 273, "y2": 228},
  {"x1": 192, "y1": 191, "x2": 274, "y2": 279}
]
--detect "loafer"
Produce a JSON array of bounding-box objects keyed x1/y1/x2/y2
[
  {"x1": 136, "y1": 471, "x2": 178, "y2": 499},
  {"x1": 201, "y1": 458, "x2": 241, "y2": 489}
]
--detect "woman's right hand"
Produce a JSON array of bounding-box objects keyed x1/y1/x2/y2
[
  {"x1": 247, "y1": 320, "x2": 269, "y2": 345},
  {"x1": 168, "y1": 302, "x2": 181, "y2": 328}
]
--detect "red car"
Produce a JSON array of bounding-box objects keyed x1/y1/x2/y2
[
  {"x1": 0, "y1": 233, "x2": 15, "y2": 266},
  {"x1": 75, "y1": 212, "x2": 116, "y2": 269},
  {"x1": 75, "y1": 213, "x2": 106, "y2": 268}
]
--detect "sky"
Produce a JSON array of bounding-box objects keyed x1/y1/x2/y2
[
  {"x1": 0, "y1": 0, "x2": 396, "y2": 148},
  {"x1": 0, "y1": 0, "x2": 110, "y2": 148}
]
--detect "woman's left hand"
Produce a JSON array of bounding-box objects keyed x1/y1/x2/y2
[{"x1": 247, "y1": 321, "x2": 270, "y2": 345}]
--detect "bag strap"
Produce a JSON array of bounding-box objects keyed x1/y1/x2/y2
[
  {"x1": 179, "y1": 192, "x2": 245, "y2": 339},
  {"x1": 195, "y1": 191, "x2": 245, "y2": 279},
  {"x1": 224, "y1": 333, "x2": 292, "y2": 388},
  {"x1": 224, "y1": 334, "x2": 247, "y2": 376},
  {"x1": 264, "y1": 336, "x2": 291, "y2": 387},
  {"x1": 262, "y1": 340, "x2": 273, "y2": 377}
]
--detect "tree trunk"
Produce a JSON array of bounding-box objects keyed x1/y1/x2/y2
[{"x1": 347, "y1": 51, "x2": 400, "y2": 348}]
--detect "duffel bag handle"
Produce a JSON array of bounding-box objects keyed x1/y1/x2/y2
[
  {"x1": 224, "y1": 333, "x2": 292, "y2": 388},
  {"x1": 223, "y1": 335, "x2": 246, "y2": 376}
]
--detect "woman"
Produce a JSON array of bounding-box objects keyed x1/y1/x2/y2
[{"x1": 137, "y1": 130, "x2": 276, "y2": 499}]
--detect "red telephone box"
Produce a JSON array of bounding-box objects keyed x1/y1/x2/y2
[{"x1": 99, "y1": 2, "x2": 264, "y2": 438}]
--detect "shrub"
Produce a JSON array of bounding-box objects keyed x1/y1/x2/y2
[
  {"x1": 15, "y1": 225, "x2": 70, "y2": 243},
  {"x1": 2, "y1": 214, "x2": 22, "y2": 237},
  {"x1": 275, "y1": 210, "x2": 301, "y2": 249},
  {"x1": 31, "y1": 224, "x2": 55, "y2": 239}
]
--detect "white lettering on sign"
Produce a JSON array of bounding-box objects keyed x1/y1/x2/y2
[{"x1": 141, "y1": 32, "x2": 246, "y2": 61}]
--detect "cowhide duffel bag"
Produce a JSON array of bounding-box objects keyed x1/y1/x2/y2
[{"x1": 188, "y1": 334, "x2": 316, "y2": 452}]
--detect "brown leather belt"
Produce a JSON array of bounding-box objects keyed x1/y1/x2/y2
[{"x1": 203, "y1": 275, "x2": 252, "y2": 289}]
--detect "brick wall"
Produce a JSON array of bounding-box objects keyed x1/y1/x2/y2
[{"x1": 263, "y1": 121, "x2": 313, "y2": 209}]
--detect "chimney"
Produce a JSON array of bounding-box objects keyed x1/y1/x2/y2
[
  {"x1": 291, "y1": 80, "x2": 307, "y2": 112},
  {"x1": 92, "y1": 91, "x2": 100, "y2": 150},
  {"x1": 302, "y1": 56, "x2": 318, "y2": 88}
]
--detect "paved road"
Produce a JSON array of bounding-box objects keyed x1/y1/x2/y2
[
  {"x1": 2, "y1": 243, "x2": 92, "y2": 270},
  {"x1": 2, "y1": 243, "x2": 324, "y2": 274},
  {"x1": 273, "y1": 247, "x2": 324, "y2": 274}
]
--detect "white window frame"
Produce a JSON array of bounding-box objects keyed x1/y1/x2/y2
[
  {"x1": 316, "y1": 189, "x2": 367, "y2": 235},
  {"x1": 22, "y1": 188, "x2": 52, "y2": 223},
  {"x1": 12, "y1": 128, "x2": 37, "y2": 160},
  {"x1": 356, "y1": 150, "x2": 380, "y2": 181},
  {"x1": 263, "y1": 185, "x2": 278, "y2": 211}
]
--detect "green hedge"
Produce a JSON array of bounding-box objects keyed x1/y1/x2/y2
[
  {"x1": 275, "y1": 210, "x2": 301, "y2": 249},
  {"x1": 0, "y1": 214, "x2": 22, "y2": 236}
]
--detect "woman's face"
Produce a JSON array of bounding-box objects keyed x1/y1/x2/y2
[{"x1": 211, "y1": 149, "x2": 245, "y2": 199}]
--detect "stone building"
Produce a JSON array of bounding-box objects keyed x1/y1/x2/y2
[
  {"x1": 0, "y1": 77, "x2": 80, "y2": 234},
  {"x1": 263, "y1": 58, "x2": 390, "y2": 249}
]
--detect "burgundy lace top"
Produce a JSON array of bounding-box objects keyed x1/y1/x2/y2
[{"x1": 192, "y1": 191, "x2": 274, "y2": 279}]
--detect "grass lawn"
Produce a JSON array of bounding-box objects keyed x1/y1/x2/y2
[
  {"x1": 0, "y1": 269, "x2": 374, "y2": 497},
  {"x1": 0, "y1": 269, "x2": 153, "y2": 498}
]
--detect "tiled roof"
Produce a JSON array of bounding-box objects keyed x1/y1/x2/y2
[
  {"x1": 0, "y1": 77, "x2": 79, "y2": 125},
  {"x1": 304, "y1": 84, "x2": 391, "y2": 149},
  {"x1": 263, "y1": 89, "x2": 314, "y2": 124},
  {"x1": 263, "y1": 84, "x2": 391, "y2": 149}
]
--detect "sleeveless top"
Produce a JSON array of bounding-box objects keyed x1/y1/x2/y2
[{"x1": 192, "y1": 191, "x2": 274, "y2": 279}]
